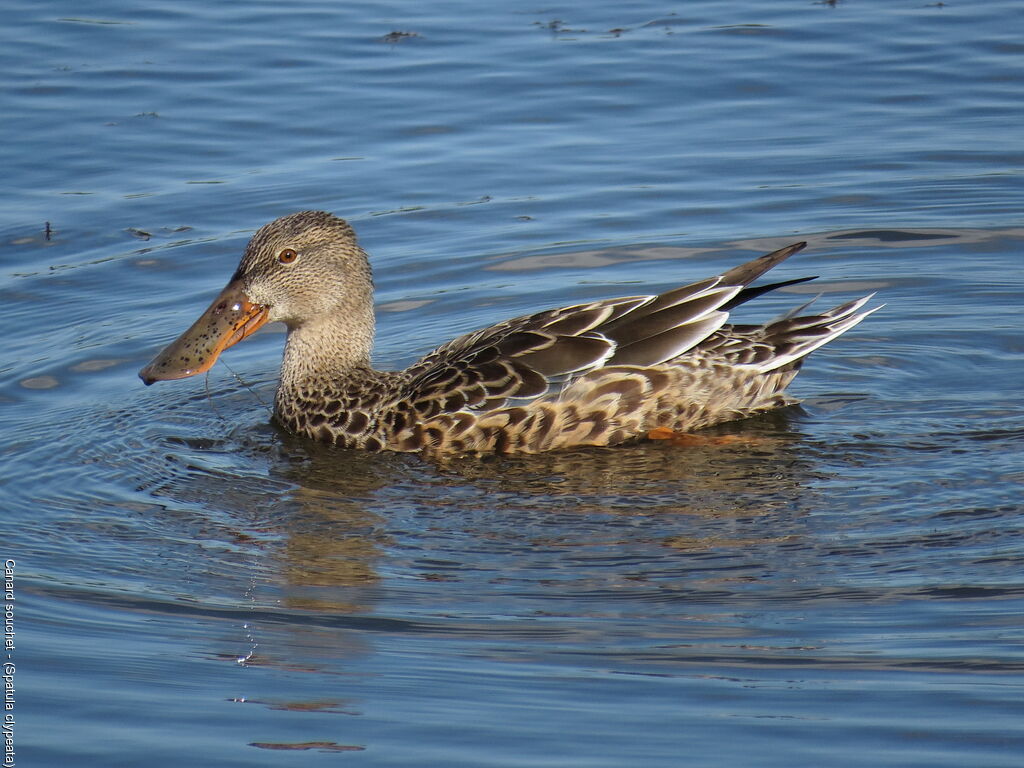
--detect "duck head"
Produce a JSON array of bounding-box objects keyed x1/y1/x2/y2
[{"x1": 139, "y1": 211, "x2": 373, "y2": 385}]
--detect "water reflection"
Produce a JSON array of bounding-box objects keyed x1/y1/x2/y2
[{"x1": 256, "y1": 407, "x2": 829, "y2": 600}]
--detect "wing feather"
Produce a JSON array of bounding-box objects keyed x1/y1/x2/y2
[{"x1": 396, "y1": 241, "x2": 874, "y2": 423}]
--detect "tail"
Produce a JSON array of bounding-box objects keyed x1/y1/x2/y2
[
  {"x1": 755, "y1": 294, "x2": 882, "y2": 373},
  {"x1": 717, "y1": 242, "x2": 819, "y2": 311}
]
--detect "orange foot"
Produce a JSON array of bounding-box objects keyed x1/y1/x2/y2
[{"x1": 646, "y1": 427, "x2": 765, "y2": 447}]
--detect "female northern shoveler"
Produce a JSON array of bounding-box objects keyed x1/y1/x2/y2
[{"x1": 140, "y1": 211, "x2": 878, "y2": 454}]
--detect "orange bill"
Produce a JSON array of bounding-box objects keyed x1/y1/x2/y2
[{"x1": 139, "y1": 279, "x2": 269, "y2": 385}]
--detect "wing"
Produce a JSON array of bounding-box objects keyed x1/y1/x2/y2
[
  {"x1": 395, "y1": 242, "x2": 811, "y2": 419},
  {"x1": 397, "y1": 295, "x2": 648, "y2": 418}
]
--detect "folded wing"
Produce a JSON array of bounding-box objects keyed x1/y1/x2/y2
[{"x1": 398, "y1": 242, "x2": 815, "y2": 419}]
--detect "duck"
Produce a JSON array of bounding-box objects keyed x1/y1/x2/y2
[{"x1": 139, "y1": 211, "x2": 878, "y2": 454}]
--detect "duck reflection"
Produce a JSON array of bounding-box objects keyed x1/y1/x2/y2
[
  {"x1": 159, "y1": 402, "x2": 829, "y2": 620},
  {"x1": 267, "y1": 405, "x2": 825, "y2": 572},
  {"x1": 170, "y1": 403, "x2": 833, "y2": 690},
  {"x1": 263, "y1": 443, "x2": 406, "y2": 611}
]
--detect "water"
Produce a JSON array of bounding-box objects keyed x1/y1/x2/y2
[{"x1": 3, "y1": 1, "x2": 1024, "y2": 765}]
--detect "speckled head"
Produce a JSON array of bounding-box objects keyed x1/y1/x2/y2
[
  {"x1": 233, "y1": 211, "x2": 371, "y2": 329},
  {"x1": 139, "y1": 211, "x2": 373, "y2": 385}
]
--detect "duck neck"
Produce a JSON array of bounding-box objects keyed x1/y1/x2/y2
[{"x1": 279, "y1": 307, "x2": 376, "y2": 393}]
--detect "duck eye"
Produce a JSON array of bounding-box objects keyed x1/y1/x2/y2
[{"x1": 277, "y1": 248, "x2": 298, "y2": 264}]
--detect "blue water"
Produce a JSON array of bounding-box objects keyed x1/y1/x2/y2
[{"x1": 3, "y1": 1, "x2": 1024, "y2": 766}]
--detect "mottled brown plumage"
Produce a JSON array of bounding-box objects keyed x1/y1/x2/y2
[{"x1": 140, "y1": 211, "x2": 879, "y2": 454}]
